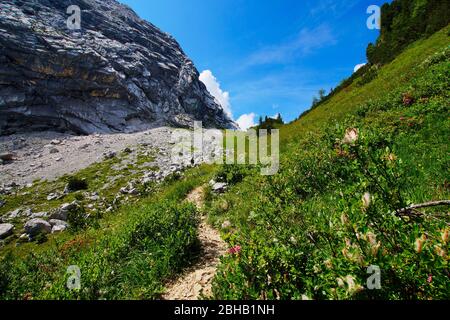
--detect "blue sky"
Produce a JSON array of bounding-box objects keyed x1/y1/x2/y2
[{"x1": 120, "y1": 0, "x2": 387, "y2": 128}]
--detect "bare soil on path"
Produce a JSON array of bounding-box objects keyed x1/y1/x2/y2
[{"x1": 162, "y1": 186, "x2": 227, "y2": 300}]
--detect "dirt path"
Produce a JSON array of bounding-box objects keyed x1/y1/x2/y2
[{"x1": 162, "y1": 186, "x2": 227, "y2": 300}]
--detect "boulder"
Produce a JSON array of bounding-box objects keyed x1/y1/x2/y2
[
  {"x1": 49, "y1": 201, "x2": 78, "y2": 221},
  {"x1": 141, "y1": 177, "x2": 153, "y2": 185},
  {"x1": 104, "y1": 151, "x2": 117, "y2": 159},
  {"x1": 51, "y1": 224, "x2": 68, "y2": 233},
  {"x1": 49, "y1": 219, "x2": 69, "y2": 226},
  {"x1": 47, "y1": 192, "x2": 61, "y2": 201},
  {"x1": 49, "y1": 208, "x2": 64, "y2": 221},
  {"x1": 88, "y1": 192, "x2": 100, "y2": 201},
  {"x1": 51, "y1": 139, "x2": 62, "y2": 145},
  {"x1": 24, "y1": 218, "x2": 51, "y2": 236},
  {"x1": 18, "y1": 233, "x2": 31, "y2": 243},
  {"x1": 105, "y1": 206, "x2": 114, "y2": 213},
  {"x1": 0, "y1": 153, "x2": 14, "y2": 161},
  {"x1": 129, "y1": 188, "x2": 139, "y2": 195},
  {"x1": 49, "y1": 219, "x2": 69, "y2": 233},
  {"x1": 30, "y1": 212, "x2": 48, "y2": 219},
  {"x1": 211, "y1": 182, "x2": 228, "y2": 194},
  {"x1": 5, "y1": 208, "x2": 23, "y2": 220},
  {"x1": 119, "y1": 182, "x2": 139, "y2": 195},
  {"x1": 0, "y1": 223, "x2": 14, "y2": 239}
]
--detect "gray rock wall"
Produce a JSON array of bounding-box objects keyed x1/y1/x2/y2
[{"x1": 0, "y1": 0, "x2": 237, "y2": 135}]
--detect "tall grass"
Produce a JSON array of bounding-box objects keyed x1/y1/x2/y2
[
  {"x1": 208, "y1": 26, "x2": 450, "y2": 300},
  {"x1": 0, "y1": 165, "x2": 216, "y2": 299}
]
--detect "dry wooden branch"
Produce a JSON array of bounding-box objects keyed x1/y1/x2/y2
[{"x1": 393, "y1": 200, "x2": 450, "y2": 216}]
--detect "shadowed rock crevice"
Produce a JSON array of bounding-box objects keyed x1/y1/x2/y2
[{"x1": 0, "y1": 0, "x2": 237, "y2": 135}]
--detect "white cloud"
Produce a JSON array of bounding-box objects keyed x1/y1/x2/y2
[
  {"x1": 236, "y1": 113, "x2": 256, "y2": 131},
  {"x1": 270, "y1": 113, "x2": 281, "y2": 119},
  {"x1": 199, "y1": 70, "x2": 232, "y2": 118},
  {"x1": 354, "y1": 63, "x2": 366, "y2": 73},
  {"x1": 243, "y1": 24, "x2": 337, "y2": 67},
  {"x1": 199, "y1": 70, "x2": 257, "y2": 131}
]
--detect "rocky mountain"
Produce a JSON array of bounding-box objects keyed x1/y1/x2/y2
[{"x1": 0, "y1": 0, "x2": 237, "y2": 135}]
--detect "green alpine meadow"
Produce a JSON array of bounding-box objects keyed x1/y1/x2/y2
[{"x1": 0, "y1": 0, "x2": 448, "y2": 303}]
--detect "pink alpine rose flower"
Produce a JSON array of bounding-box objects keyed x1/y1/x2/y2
[{"x1": 228, "y1": 245, "x2": 242, "y2": 255}]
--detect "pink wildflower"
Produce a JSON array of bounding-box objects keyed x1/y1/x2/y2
[
  {"x1": 228, "y1": 245, "x2": 241, "y2": 255},
  {"x1": 427, "y1": 274, "x2": 433, "y2": 283}
]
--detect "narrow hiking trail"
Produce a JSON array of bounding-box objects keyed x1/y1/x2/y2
[{"x1": 162, "y1": 186, "x2": 227, "y2": 300}]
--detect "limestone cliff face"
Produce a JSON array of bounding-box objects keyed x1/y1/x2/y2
[{"x1": 0, "y1": 0, "x2": 237, "y2": 134}]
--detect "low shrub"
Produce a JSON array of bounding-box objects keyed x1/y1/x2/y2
[
  {"x1": 210, "y1": 53, "x2": 450, "y2": 300},
  {"x1": 66, "y1": 177, "x2": 88, "y2": 192},
  {"x1": 0, "y1": 179, "x2": 201, "y2": 299}
]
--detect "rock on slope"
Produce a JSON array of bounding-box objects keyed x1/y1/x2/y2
[{"x1": 0, "y1": 0, "x2": 237, "y2": 135}]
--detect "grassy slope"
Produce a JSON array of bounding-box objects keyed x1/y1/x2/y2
[
  {"x1": 207, "y1": 26, "x2": 449, "y2": 300},
  {"x1": 282, "y1": 26, "x2": 449, "y2": 146},
  {"x1": 0, "y1": 145, "x2": 158, "y2": 249},
  {"x1": 0, "y1": 164, "x2": 217, "y2": 299},
  {"x1": 0, "y1": 26, "x2": 448, "y2": 300}
]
